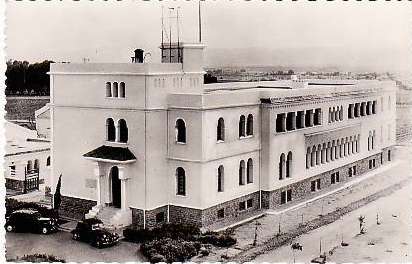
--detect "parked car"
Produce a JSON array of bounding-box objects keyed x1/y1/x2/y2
[
  {"x1": 71, "y1": 218, "x2": 120, "y2": 248},
  {"x1": 5, "y1": 209, "x2": 58, "y2": 234}
]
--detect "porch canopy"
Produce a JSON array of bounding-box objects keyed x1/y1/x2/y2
[{"x1": 83, "y1": 145, "x2": 136, "y2": 164}]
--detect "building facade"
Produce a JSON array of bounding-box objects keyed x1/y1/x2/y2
[{"x1": 50, "y1": 43, "x2": 396, "y2": 229}]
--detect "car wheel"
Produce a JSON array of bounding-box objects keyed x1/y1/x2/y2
[
  {"x1": 41, "y1": 227, "x2": 48, "y2": 234},
  {"x1": 6, "y1": 225, "x2": 13, "y2": 232},
  {"x1": 72, "y1": 233, "x2": 80, "y2": 240}
]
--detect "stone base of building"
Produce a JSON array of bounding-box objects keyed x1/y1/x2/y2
[
  {"x1": 58, "y1": 195, "x2": 97, "y2": 220},
  {"x1": 5, "y1": 179, "x2": 25, "y2": 192},
  {"x1": 262, "y1": 147, "x2": 395, "y2": 209}
]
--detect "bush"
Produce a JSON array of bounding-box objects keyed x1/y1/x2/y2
[
  {"x1": 198, "y1": 231, "x2": 237, "y2": 247},
  {"x1": 141, "y1": 238, "x2": 201, "y2": 262},
  {"x1": 14, "y1": 254, "x2": 65, "y2": 263},
  {"x1": 124, "y1": 223, "x2": 200, "y2": 243},
  {"x1": 5, "y1": 198, "x2": 58, "y2": 218}
]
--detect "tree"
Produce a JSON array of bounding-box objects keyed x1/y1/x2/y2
[{"x1": 53, "y1": 174, "x2": 62, "y2": 210}]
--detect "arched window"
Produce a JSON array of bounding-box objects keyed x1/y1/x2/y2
[
  {"x1": 176, "y1": 167, "x2": 186, "y2": 196},
  {"x1": 247, "y1": 158, "x2": 253, "y2": 183},
  {"x1": 106, "y1": 82, "x2": 112, "y2": 97},
  {"x1": 368, "y1": 131, "x2": 372, "y2": 151},
  {"x1": 239, "y1": 115, "x2": 246, "y2": 137},
  {"x1": 311, "y1": 146, "x2": 316, "y2": 166},
  {"x1": 106, "y1": 118, "x2": 115, "y2": 141},
  {"x1": 246, "y1": 114, "x2": 254, "y2": 136},
  {"x1": 239, "y1": 160, "x2": 245, "y2": 185},
  {"x1": 46, "y1": 156, "x2": 51, "y2": 166},
  {"x1": 217, "y1": 118, "x2": 225, "y2": 141},
  {"x1": 316, "y1": 145, "x2": 321, "y2": 164},
  {"x1": 218, "y1": 165, "x2": 224, "y2": 192},
  {"x1": 175, "y1": 119, "x2": 186, "y2": 143},
  {"x1": 26, "y1": 160, "x2": 32, "y2": 172},
  {"x1": 34, "y1": 159, "x2": 39, "y2": 171},
  {"x1": 119, "y1": 82, "x2": 126, "y2": 98},
  {"x1": 112, "y1": 82, "x2": 119, "y2": 97},
  {"x1": 306, "y1": 148, "x2": 311, "y2": 169},
  {"x1": 279, "y1": 154, "x2": 285, "y2": 179},
  {"x1": 286, "y1": 152, "x2": 292, "y2": 178},
  {"x1": 118, "y1": 119, "x2": 128, "y2": 143}
]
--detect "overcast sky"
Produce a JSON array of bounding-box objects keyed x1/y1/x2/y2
[{"x1": 6, "y1": 1, "x2": 412, "y2": 72}]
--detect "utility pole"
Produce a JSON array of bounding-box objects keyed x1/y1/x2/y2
[{"x1": 198, "y1": 0, "x2": 202, "y2": 43}]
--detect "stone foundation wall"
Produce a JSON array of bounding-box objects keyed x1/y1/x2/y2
[
  {"x1": 145, "y1": 205, "x2": 168, "y2": 229},
  {"x1": 58, "y1": 195, "x2": 96, "y2": 220},
  {"x1": 5, "y1": 179, "x2": 24, "y2": 192},
  {"x1": 131, "y1": 208, "x2": 145, "y2": 229},
  {"x1": 201, "y1": 191, "x2": 260, "y2": 227},
  {"x1": 262, "y1": 151, "x2": 392, "y2": 209},
  {"x1": 169, "y1": 205, "x2": 203, "y2": 227}
]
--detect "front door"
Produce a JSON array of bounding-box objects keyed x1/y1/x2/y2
[{"x1": 110, "y1": 166, "x2": 121, "y2": 208}]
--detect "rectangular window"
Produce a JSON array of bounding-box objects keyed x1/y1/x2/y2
[
  {"x1": 316, "y1": 179, "x2": 321, "y2": 190},
  {"x1": 348, "y1": 167, "x2": 352, "y2": 177},
  {"x1": 280, "y1": 191, "x2": 286, "y2": 204},
  {"x1": 287, "y1": 189, "x2": 292, "y2": 202},
  {"x1": 247, "y1": 199, "x2": 253, "y2": 208},
  {"x1": 353, "y1": 166, "x2": 357, "y2": 175},
  {"x1": 331, "y1": 173, "x2": 336, "y2": 184},
  {"x1": 369, "y1": 160, "x2": 372, "y2": 169},
  {"x1": 239, "y1": 201, "x2": 246, "y2": 211},
  {"x1": 336, "y1": 171, "x2": 340, "y2": 182},
  {"x1": 217, "y1": 209, "x2": 225, "y2": 219},
  {"x1": 156, "y1": 212, "x2": 165, "y2": 223},
  {"x1": 311, "y1": 180, "x2": 316, "y2": 192}
]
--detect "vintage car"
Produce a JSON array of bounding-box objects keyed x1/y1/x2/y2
[
  {"x1": 5, "y1": 209, "x2": 59, "y2": 234},
  {"x1": 71, "y1": 218, "x2": 120, "y2": 248}
]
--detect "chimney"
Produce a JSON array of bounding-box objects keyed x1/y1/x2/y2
[{"x1": 131, "y1": 49, "x2": 144, "y2": 63}]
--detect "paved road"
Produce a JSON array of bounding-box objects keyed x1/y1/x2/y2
[{"x1": 6, "y1": 231, "x2": 146, "y2": 262}]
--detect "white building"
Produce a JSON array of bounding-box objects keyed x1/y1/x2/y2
[
  {"x1": 5, "y1": 121, "x2": 51, "y2": 194},
  {"x1": 49, "y1": 42, "x2": 396, "y2": 229}
]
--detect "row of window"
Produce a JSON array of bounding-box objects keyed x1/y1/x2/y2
[
  {"x1": 105, "y1": 82, "x2": 126, "y2": 98},
  {"x1": 306, "y1": 135, "x2": 360, "y2": 169},
  {"x1": 328, "y1": 106, "x2": 344, "y2": 123},
  {"x1": 279, "y1": 152, "x2": 293, "y2": 180},
  {"x1": 153, "y1": 77, "x2": 201, "y2": 89},
  {"x1": 175, "y1": 114, "x2": 254, "y2": 144},
  {"x1": 276, "y1": 108, "x2": 322, "y2": 133},
  {"x1": 348, "y1": 100, "x2": 377, "y2": 119},
  {"x1": 330, "y1": 171, "x2": 340, "y2": 184},
  {"x1": 106, "y1": 118, "x2": 128, "y2": 143}
]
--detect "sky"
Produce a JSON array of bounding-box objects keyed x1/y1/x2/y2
[{"x1": 5, "y1": 1, "x2": 412, "y2": 72}]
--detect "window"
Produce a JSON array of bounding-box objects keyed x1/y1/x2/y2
[
  {"x1": 106, "y1": 82, "x2": 112, "y2": 97},
  {"x1": 247, "y1": 199, "x2": 253, "y2": 208},
  {"x1": 247, "y1": 158, "x2": 253, "y2": 183},
  {"x1": 246, "y1": 114, "x2": 254, "y2": 136},
  {"x1": 217, "y1": 209, "x2": 225, "y2": 219},
  {"x1": 286, "y1": 112, "x2": 296, "y2": 131},
  {"x1": 106, "y1": 118, "x2": 115, "y2": 141},
  {"x1": 34, "y1": 159, "x2": 39, "y2": 171},
  {"x1": 26, "y1": 160, "x2": 32, "y2": 172},
  {"x1": 175, "y1": 119, "x2": 186, "y2": 143},
  {"x1": 10, "y1": 165, "x2": 16, "y2": 176},
  {"x1": 113, "y1": 82, "x2": 119, "y2": 97},
  {"x1": 287, "y1": 189, "x2": 292, "y2": 202},
  {"x1": 176, "y1": 167, "x2": 186, "y2": 196},
  {"x1": 239, "y1": 201, "x2": 246, "y2": 211},
  {"x1": 279, "y1": 153, "x2": 285, "y2": 180},
  {"x1": 336, "y1": 171, "x2": 340, "y2": 182},
  {"x1": 118, "y1": 119, "x2": 128, "y2": 143},
  {"x1": 314, "y1": 108, "x2": 322, "y2": 125},
  {"x1": 119, "y1": 82, "x2": 126, "y2": 98},
  {"x1": 353, "y1": 166, "x2": 357, "y2": 175},
  {"x1": 311, "y1": 179, "x2": 321, "y2": 192},
  {"x1": 276, "y1": 113, "x2": 286, "y2": 132},
  {"x1": 280, "y1": 191, "x2": 286, "y2": 204},
  {"x1": 388, "y1": 150, "x2": 391, "y2": 161},
  {"x1": 297, "y1": 111, "x2": 305, "y2": 129},
  {"x1": 348, "y1": 167, "x2": 352, "y2": 177},
  {"x1": 46, "y1": 156, "x2": 51, "y2": 166},
  {"x1": 331, "y1": 173, "x2": 336, "y2": 184},
  {"x1": 239, "y1": 115, "x2": 246, "y2": 137},
  {"x1": 217, "y1": 165, "x2": 224, "y2": 192},
  {"x1": 286, "y1": 152, "x2": 292, "y2": 178},
  {"x1": 239, "y1": 160, "x2": 245, "y2": 185},
  {"x1": 217, "y1": 118, "x2": 225, "y2": 141},
  {"x1": 156, "y1": 212, "x2": 165, "y2": 223}
]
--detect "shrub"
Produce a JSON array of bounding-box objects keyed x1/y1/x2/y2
[
  {"x1": 14, "y1": 254, "x2": 65, "y2": 263},
  {"x1": 198, "y1": 231, "x2": 237, "y2": 247},
  {"x1": 5, "y1": 198, "x2": 58, "y2": 218},
  {"x1": 141, "y1": 238, "x2": 200, "y2": 262},
  {"x1": 124, "y1": 223, "x2": 200, "y2": 243}
]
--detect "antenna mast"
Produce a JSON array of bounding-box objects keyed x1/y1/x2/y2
[
  {"x1": 177, "y1": 7, "x2": 181, "y2": 63},
  {"x1": 161, "y1": 6, "x2": 164, "y2": 61},
  {"x1": 198, "y1": 0, "x2": 202, "y2": 43},
  {"x1": 169, "y1": 7, "x2": 174, "y2": 63}
]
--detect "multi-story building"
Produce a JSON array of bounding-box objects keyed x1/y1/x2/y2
[{"x1": 49, "y1": 42, "x2": 396, "y2": 229}]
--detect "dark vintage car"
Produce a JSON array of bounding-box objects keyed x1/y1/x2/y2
[
  {"x1": 5, "y1": 209, "x2": 59, "y2": 234},
  {"x1": 71, "y1": 218, "x2": 120, "y2": 248}
]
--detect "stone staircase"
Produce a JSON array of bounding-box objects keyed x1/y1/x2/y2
[{"x1": 85, "y1": 205, "x2": 132, "y2": 230}]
